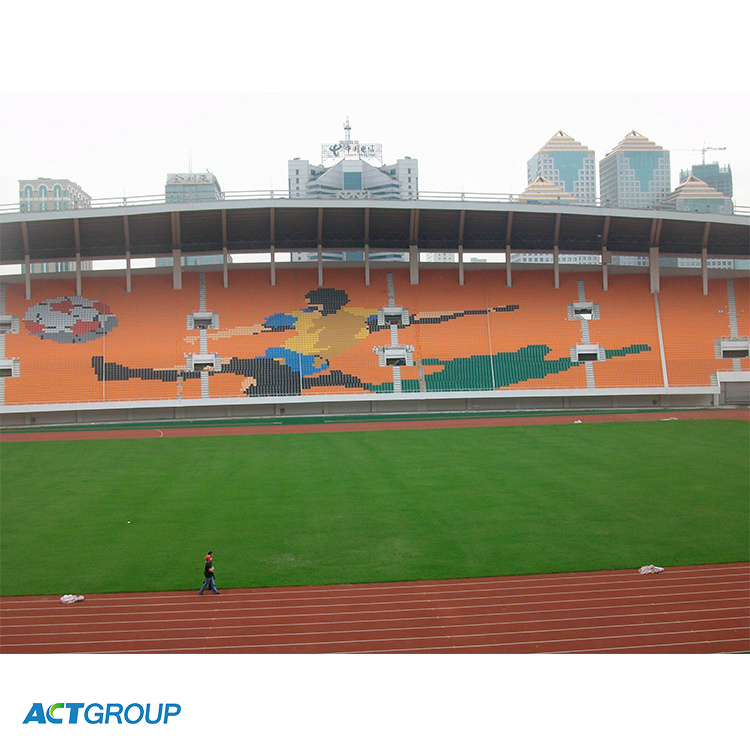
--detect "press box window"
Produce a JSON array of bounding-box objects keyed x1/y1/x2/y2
[
  {"x1": 571, "y1": 344, "x2": 604, "y2": 362},
  {"x1": 720, "y1": 339, "x2": 749, "y2": 359},
  {"x1": 375, "y1": 345, "x2": 415, "y2": 367},
  {"x1": 184, "y1": 353, "x2": 222, "y2": 372},
  {"x1": 0, "y1": 315, "x2": 19, "y2": 334},
  {"x1": 567, "y1": 302, "x2": 599, "y2": 321},
  {"x1": 377, "y1": 307, "x2": 410, "y2": 327},
  {"x1": 0, "y1": 358, "x2": 20, "y2": 378},
  {"x1": 187, "y1": 312, "x2": 219, "y2": 330}
]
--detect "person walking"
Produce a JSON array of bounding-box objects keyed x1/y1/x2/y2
[{"x1": 199, "y1": 551, "x2": 220, "y2": 595}]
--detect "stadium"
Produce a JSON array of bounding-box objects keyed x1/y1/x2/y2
[{"x1": 0, "y1": 192, "x2": 748, "y2": 654}]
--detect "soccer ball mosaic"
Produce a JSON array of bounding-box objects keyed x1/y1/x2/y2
[{"x1": 23, "y1": 296, "x2": 118, "y2": 344}]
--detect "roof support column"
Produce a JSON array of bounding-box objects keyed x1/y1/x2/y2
[
  {"x1": 75, "y1": 252, "x2": 82, "y2": 296},
  {"x1": 125, "y1": 250, "x2": 132, "y2": 292},
  {"x1": 24, "y1": 254, "x2": 31, "y2": 300},
  {"x1": 123, "y1": 216, "x2": 132, "y2": 292},
  {"x1": 363, "y1": 208, "x2": 370, "y2": 286},
  {"x1": 649, "y1": 247, "x2": 660, "y2": 293},
  {"x1": 409, "y1": 245, "x2": 419, "y2": 285},
  {"x1": 505, "y1": 212, "x2": 513, "y2": 288},
  {"x1": 409, "y1": 208, "x2": 419, "y2": 285},
  {"x1": 553, "y1": 214, "x2": 561, "y2": 289},
  {"x1": 221, "y1": 209, "x2": 228, "y2": 289},
  {"x1": 505, "y1": 245, "x2": 512, "y2": 287},
  {"x1": 269, "y1": 207, "x2": 276, "y2": 286},
  {"x1": 21, "y1": 223, "x2": 31, "y2": 300},
  {"x1": 172, "y1": 248, "x2": 182, "y2": 289},
  {"x1": 458, "y1": 209, "x2": 465, "y2": 286},
  {"x1": 601, "y1": 247, "x2": 611, "y2": 291},
  {"x1": 648, "y1": 218, "x2": 662, "y2": 294},
  {"x1": 701, "y1": 222, "x2": 711, "y2": 296},
  {"x1": 601, "y1": 216, "x2": 610, "y2": 291},
  {"x1": 553, "y1": 246, "x2": 560, "y2": 288},
  {"x1": 362, "y1": 212, "x2": 370, "y2": 286},
  {"x1": 73, "y1": 218, "x2": 82, "y2": 296},
  {"x1": 171, "y1": 212, "x2": 182, "y2": 290},
  {"x1": 317, "y1": 208, "x2": 324, "y2": 286}
]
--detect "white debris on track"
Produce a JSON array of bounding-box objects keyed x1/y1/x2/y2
[{"x1": 638, "y1": 565, "x2": 665, "y2": 574}]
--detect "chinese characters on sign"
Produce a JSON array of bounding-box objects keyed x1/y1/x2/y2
[{"x1": 322, "y1": 141, "x2": 383, "y2": 163}]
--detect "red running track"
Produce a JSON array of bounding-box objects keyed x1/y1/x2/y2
[{"x1": 1, "y1": 562, "x2": 747, "y2": 654}]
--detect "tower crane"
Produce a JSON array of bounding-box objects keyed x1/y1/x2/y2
[{"x1": 673, "y1": 144, "x2": 727, "y2": 165}]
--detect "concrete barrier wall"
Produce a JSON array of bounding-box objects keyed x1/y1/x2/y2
[{"x1": 0, "y1": 387, "x2": 730, "y2": 428}]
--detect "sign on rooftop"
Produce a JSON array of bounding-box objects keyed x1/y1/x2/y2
[{"x1": 321, "y1": 117, "x2": 383, "y2": 164}]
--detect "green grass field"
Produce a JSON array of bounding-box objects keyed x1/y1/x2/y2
[{"x1": 1, "y1": 419, "x2": 748, "y2": 596}]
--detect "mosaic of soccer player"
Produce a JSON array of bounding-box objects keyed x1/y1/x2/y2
[
  {"x1": 367, "y1": 344, "x2": 653, "y2": 393},
  {"x1": 91, "y1": 288, "x2": 519, "y2": 397},
  {"x1": 186, "y1": 288, "x2": 519, "y2": 395}
]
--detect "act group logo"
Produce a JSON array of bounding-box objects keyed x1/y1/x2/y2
[{"x1": 23, "y1": 701, "x2": 181, "y2": 725}]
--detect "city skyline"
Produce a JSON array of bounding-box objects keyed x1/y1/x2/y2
[{"x1": 2, "y1": 92, "x2": 748, "y2": 211}]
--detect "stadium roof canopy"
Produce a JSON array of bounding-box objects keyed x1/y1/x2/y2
[{"x1": 1, "y1": 199, "x2": 748, "y2": 265}]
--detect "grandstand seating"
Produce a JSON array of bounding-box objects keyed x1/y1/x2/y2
[
  {"x1": 731, "y1": 275, "x2": 750, "y2": 372},
  {"x1": 659, "y1": 276, "x2": 750, "y2": 386},
  {"x1": 1, "y1": 267, "x2": 747, "y2": 405}
]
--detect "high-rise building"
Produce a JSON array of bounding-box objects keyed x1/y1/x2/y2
[
  {"x1": 18, "y1": 178, "x2": 91, "y2": 213},
  {"x1": 165, "y1": 171, "x2": 222, "y2": 203},
  {"x1": 527, "y1": 131, "x2": 596, "y2": 205},
  {"x1": 599, "y1": 131, "x2": 671, "y2": 209},
  {"x1": 290, "y1": 250, "x2": 409, "y2": 262},
  {"x1": 23, "y1": 260, "x2": 94, "y2": 274},
  {"x1": 517, "y1": 176, "x2": 577, "y2": 205},
  {"x1": 156, "y1": 255, "x2": 233, "y2": 267},
  {"x1": 509, "y1": 252, "x2": 601, "y2": 265},
  {"x1": 288, "y1": 118, "x2": 418, "y2": 200},
  {"x1": 661, "y1": 174, "x2": 733, "y2": 215},
  {"x1": 678, "y1": 162, "x2": 733, "y2": 199}
]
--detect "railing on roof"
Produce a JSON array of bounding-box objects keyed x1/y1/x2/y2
[{"x1": 1, "y1": 190, "x2": 748, "y2": 217}]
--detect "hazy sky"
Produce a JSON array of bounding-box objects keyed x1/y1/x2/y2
[
  {"x1": 2, "y1": 3, "x2": 749, "y2": 210},
  {"x1": 2, "y1": 91, "x2": 748, "y2": 209}
]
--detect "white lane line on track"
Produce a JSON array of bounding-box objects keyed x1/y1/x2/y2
[
  {"x1": 0, "y1": 606, "x2": 743, "y2": 638},
  {"x1": 350, "y1": 637, "x2": 750, "y2": 655},
  {"x1": 5, "y1": 567, "x2": 748, "y2": 609},
  {"x1": 9, "y1": 622, "x2": 750, "y2": 653},
  {"x1": 4, "y1": 576, "x2": 748, "y2": 615},
  {"x1": 548, "y1": 639, "x2": 750, "y2": 654},
  {"x1": 4, "y1": 564, "x2": 747, "y2": 606},
  {"x1": 4, "y1": 595, "x2": 748, "y2": 634},
  {"x1": 53, "y1": 624, "x2": 746, "y2": 654},
  {"x1": 4, "y1": 615, "x2": 747, "y2": 649},
  {"x1": 89, "y1": 635, "x2": 750, "y2": 655},
  {"x1": 6, "y1": 593, "x2": 747, "y2": 639},
  {"x1": 4, "y1": 584, "x2": 748, "y2": 621},
  {"x1": 5, "y1": 602, "x2": 746, "y2": 636}
]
